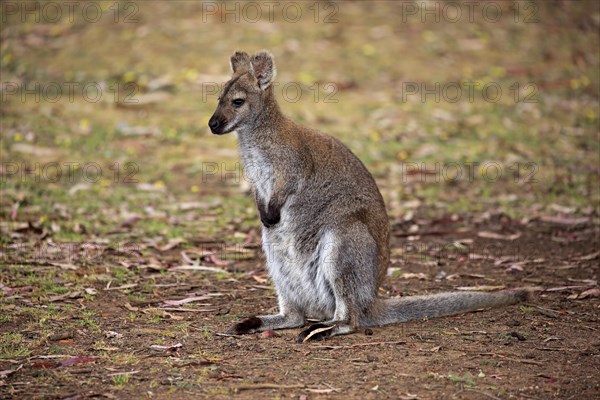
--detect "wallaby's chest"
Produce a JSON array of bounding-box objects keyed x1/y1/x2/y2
[{"x1": 241, "y1": 149, "x2": 274, "y2": 204}]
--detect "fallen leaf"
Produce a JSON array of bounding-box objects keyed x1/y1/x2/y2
[
  {"x1": 136, "y1": 183, "x2": 166, "y2": 192},
  {"x1": 549, "y1": 204, "x2": 577, "y2": 214},
  {"x1": 11, "y1": 143, "x2": 58, "y2": 156},
  {"x1": 104, "y1": 283, "x2": 138, "y2": 291},
  {"x1": 401, "y1": 272, "x2": 428, "y2": 280},
  {"x1": 399, "y1": 394, "x2": 419, "y2": 400},
  {"x1": 162, "y1": 296, "x2": 211, "y2": 306},
  {"x1": 546, "y1": 285, "x2": 594, "y2": 292},
  {"x1": 506, "y1": 264, "x2": 524, "y2": 272},
  {"x1": 48, "y1": 291, "x2": 82, "y2": 302},
  {"x1": 306, "y1": 388, "x2": 339, "y2": 394},
  {"x1": 160, "y1": 238, "x2": 185, "y2": 252},
  {"x1": 578, "y1": 288, "x2": 600, "y2": 299},
  {"x1": 150, "y1": 343, "x2": 183, "y2": 351},
  {"x1": 107, "y1": 370, "x2": 140, "y2": 377},
  {"x1": 576, "y1": 252, "x2": 599, "y2": 261},
  {"x1": 303, "y1": 325, "x2": 336, "y2": 342},
  {"x1": 456, "y1": 285, "x2": 505, "y2": 291},
  {"x1": 121, "y1": 215, "x2": 141, "y2": 228},
  {"x1": 208, "y1": 254, "x2": 229, "y2": 266},
  {"x1": 49, "y1": 263, "x2": 79, "y2": 270},
  {"x1": 30, "y1": 362, "x2": 56, "y2": 369},
  {"x1": 478, "y1": 231, "x2": 522, "y2": 241},
  {"x1": 170, "y1": 265, "x2": 229, "y2": 274},
  {"x1": 123, "y1": 302, "x2": 139, "y2": 312},
  {"x1": 540, "y1": 215, "x2": 589, "y2": 225},
  {"x1": 105, "y1": 331, "x2": 124, "y2": 339},
  {"x1": 251, "y1": 274, "x2": 269, "y2": 284},
  {"x1": 0, "y1": 365, "x2": 23, "y2": 377},
  {"x1": 68, "y1": 183, "x2": 92, "y2": 195}
]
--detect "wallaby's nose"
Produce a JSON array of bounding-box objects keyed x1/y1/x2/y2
[{"x1": 208, "y1": 116, "x2": 220, "y2": 132}]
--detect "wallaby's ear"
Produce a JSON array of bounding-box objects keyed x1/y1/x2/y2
[
  {"x1": 251, "y1": 50, "x2": 276, "y2": 90},
  {"x1": 230, "y1": 51, "x2": 251, "y2": 74}
]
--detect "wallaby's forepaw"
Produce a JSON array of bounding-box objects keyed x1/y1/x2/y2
[
  {"x1": 295, "y1": 323, "x2": 335, "y2": 343},
  {"x1": 225, "y1": 316, "x2": 262, "y2": 335}
]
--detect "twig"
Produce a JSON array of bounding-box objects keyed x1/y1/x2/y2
[
  {"x1": 477, "y1": 352, "x2": 542, "y2": 366},
  {"x1": 156, "y1": 307, "x2": 217, "y2": 312},
  {"x1": 316, "y1": 340, "x2": 406, "y2": 350},
  {"x1": 170, "y1": 265, "x2": 230, "y2": 274},
  {"x1": 464, "y1": 389, "x2": 502, "y2": 400},
  {"x1": 534, "y1": 306, "x2": 559, "y2": 318},
  {"x1": 236, "y1": 383, "x2": 305, "y2": 391}
]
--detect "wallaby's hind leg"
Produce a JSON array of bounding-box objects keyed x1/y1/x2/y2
[
  {"x1": 296, "y1": 226, "x2": 379, "y2": 342},
  {"x1": 226, "y1": 295, "x2": 305, "y2": 335}
]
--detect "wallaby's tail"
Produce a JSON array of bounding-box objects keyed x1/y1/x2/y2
[{"x1": 363, "y1": 289, "x2": 531, "y2": 327}]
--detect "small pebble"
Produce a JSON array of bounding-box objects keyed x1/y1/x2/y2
[{"x1": 364, "y1": 328, "x2": 373, "y2": 336}]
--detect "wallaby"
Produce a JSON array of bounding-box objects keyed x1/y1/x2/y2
[{"x1": 208, "y1": 50, "x2": 529, "y2": 342}]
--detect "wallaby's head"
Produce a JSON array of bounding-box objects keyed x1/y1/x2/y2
[{"x1": 208, "y1": 50, "x2": 276, "y2": 135}]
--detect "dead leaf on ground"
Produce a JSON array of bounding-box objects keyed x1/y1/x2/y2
[
  {"x1": 11, "y1": 143, "x2": 59, "y2": 157},
  {"x1": 401, "y1": 272, "x2": 428, "y2": 280},
  {"x1": 107, "y1": 370, "x2": 140, "y2": 377},
  {"x1": 150, "y1": 343, "x2": 183, "y2": 351},
  {"x1": 540, "y1": 215, "x2": 589, "y2": 225},
  {"x1": 105, "y1": 331, "x2": 124, "y2": 339},
  {"x1": 478, "y1": 231, "x2": 522, "y2": 241},
  {"x1": 545, "y1": 285, "x2": 594, "y2": 292},
  {"x1": 170, "y1": 265, "x2": 229, "y2": 274},
  {"x1": 123, "y1": 302, "x2": 139, "y2": 312},
  {"x1": 251, "y1": 274, "x2": 269, "y2": 284},
  {"x1": 48, "y1": 291, "x2": 82, "y2": 302},
  {"x1": 576, "y1": 251, "x2": 599, "y2": 261},
  {"x1": 161, "y1": 296, "x2": 211, "y2": 306},
  {"x1": 159, "y1": 238, "x2": 186, "y2": 251},
  {"x1": 456, "y1": 285, "x2": 506, "y2": 291},
  {"x1": 208, "y1": 254, "x2": 230, "y2": 266},
  {"x1": 303, "y1": 324, "x2": 336, "y2": 342},
  {"x1": 104, "y1": 283, "x2": 138, "y2": 291},
  {"x1": 0, "y1": 364, "x2": 23, "y2": 378},
  {"x1": 306, "y1": 388, "x2": 340, "y2": 393},
  {"x1": 577, "y1": 287, "x2": 600, "y2": 299}
]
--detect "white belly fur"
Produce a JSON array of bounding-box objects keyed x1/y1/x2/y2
[{"x1": 262, "y1": 212, "x2": 337, "y2": 320}]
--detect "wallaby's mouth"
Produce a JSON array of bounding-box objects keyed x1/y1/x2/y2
[{"x1": 208, "y1": 115, "x2": 228, "y2": 135}]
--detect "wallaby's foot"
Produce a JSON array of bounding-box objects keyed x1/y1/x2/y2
[
  {"x1": 225, "y1": 316, "x2": 262, "y2": 335},
  {"x1": 226, "y1": 312, "x2": 306, "y2": 335}
]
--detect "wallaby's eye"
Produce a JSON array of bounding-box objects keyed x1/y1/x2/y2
[{"x1": 232, "y1": 99, "x2": 245, "y2": 108}]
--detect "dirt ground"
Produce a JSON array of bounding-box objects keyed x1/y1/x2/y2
[
  {"x1": 1, "y1": 215, "x2": 599, "y2": 399},
  {"x1": 1, "y1": 1, "x2": 599, "y2": 399}
]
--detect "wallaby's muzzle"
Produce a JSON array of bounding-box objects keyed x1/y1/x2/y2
[{"x1": 208, "y1": 114, "x2": 227, "y2": 135}]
